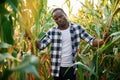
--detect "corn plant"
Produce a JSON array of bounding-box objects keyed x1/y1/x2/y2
[
  {"x1": 71, "y1": 0, "x2": 120, "y2": 80},
  {"x1": 0, "y1": 0, "x2": 43, "y2": 80},
  {"x1": 0, "y1": 0, "x2": 120, "y2": 80},
  {"x1": 15, "y1": 0, "x2": 54, "y2": 79}
]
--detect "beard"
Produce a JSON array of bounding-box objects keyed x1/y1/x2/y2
[{"x1": 58, "y1": 20, "x2": 67, "y2": 27}]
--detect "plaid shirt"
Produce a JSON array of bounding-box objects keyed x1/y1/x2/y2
[{"x1": 39, "y1": 23, "x2": 95, "y2": 77}]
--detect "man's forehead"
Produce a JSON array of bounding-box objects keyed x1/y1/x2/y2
[
  {"x1": 53, "y1": 10, "x2": 66, "y2": 16},
  {"x1": 53, "y1": 10, "x2": 63, "y2": 14}
]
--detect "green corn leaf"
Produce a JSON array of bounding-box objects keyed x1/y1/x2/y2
[
  {"x1": 0, "y1": 68, "x2": 13, "y2": 80},
  {"x1": 98, "y1": 31, "x2": 120, "y2": 56},
  {"x1": 81, "y1": 44, "x2": 90, "y2": 54},
  {"x1": 77, "y1": 67, "x2": 84, "y2": 80},
  {"x1": 73, "y1": 62, "x2": 98, "y2": 78},
  {"x1": 20, "y1": 72, "x2": 26, "y2": 80},
  {"x1": 110, "y1": 31, "x2": 120, "y2": 37},
  {"x1": 0, "y1": 5, "x2": 9, "y2": 15},
  {"x1": 0, "y1": 53, "x2": 14, "y2": 62},
  {"x1": 1, "y1": 16, "x2": 14, "y2": 45},
  {"x1": 94, "y1": 25, "x2": 100, "y2": 38},
  {"x1": 0, "y1": 54, "x2": 4, "y2": 61},
  {"x1": 11, "y1": 54, "x2": 40, "y2": 78},
  {"x1": 6, "y1": 0, "x2": 18, "y2": 12},
  {"x1": 38, "y1": 32, "x2": 46, "y2": 40},
  {"x1": 0, "y1": 42, "x2": 11, "y2": 48}
]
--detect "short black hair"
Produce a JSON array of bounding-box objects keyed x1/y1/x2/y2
[{"x1": 52, "y1": 8, "x2": 66, "y2": 15}]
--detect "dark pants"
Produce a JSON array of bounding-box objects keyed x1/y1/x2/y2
[{"x1": 54, "y1": 67, "x2": 76, "y2": 80}]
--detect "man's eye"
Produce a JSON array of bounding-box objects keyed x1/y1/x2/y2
[
  {"x1": 55, "y1": 18, "x2": 58, "y2": 21},
  {"x1": 59, "y1": 15, "x2": 62, "y2": 18}
]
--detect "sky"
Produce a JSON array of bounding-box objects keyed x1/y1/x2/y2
[
  {"x1": 47, "y1": 0, "x2": 82, "y2": 15},
  {"x1": 47, "y1": 0, "x2": 98, "y2": 15}
]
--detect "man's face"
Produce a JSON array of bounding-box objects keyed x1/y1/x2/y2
[{"x1": 52, "y1": 10, "x2": 67, "y2": 27}]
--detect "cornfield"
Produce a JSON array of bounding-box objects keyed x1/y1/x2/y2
[{"x1": 0, "y1": 0, "x2": 120, "y2": 80}]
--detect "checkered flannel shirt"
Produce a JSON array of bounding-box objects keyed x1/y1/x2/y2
[{"x1": 39, "y1": 23, "x2": 95, "y2": 77}]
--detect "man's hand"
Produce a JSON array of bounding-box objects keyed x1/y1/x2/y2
[
  {"x1": 93, "y1": 39, "x2": 104, "y2": 47},
  {"x1": 103, "y1": 32, "x2": 110, "y2": 41},
  {"x1": 35, "y1": 40, "x2": 40, "y2": 49},
  {"x1": 93, "y1": 32, "x2": 109, "y2": 47}
]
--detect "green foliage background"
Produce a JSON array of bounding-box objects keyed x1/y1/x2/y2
[{"x1": 0, "y1": 0, "x2": 120, "y2": 80}]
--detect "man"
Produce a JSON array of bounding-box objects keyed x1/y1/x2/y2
[{"x1": 35, "y1": 8, "x2": 108, "y2": 80}]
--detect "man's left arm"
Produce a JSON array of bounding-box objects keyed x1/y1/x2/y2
[{"x1": 79, "y1": 25, "x2": 109, "y2": 47}]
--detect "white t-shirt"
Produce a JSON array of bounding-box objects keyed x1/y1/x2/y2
[{"x1": 60, "y1": 26, "x2": 73, "y2": 67}]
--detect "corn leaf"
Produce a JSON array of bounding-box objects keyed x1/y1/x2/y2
[
  {"x1": 38, "y1": 32, "x2": 46, "y2": 40},
  {"x1": 0, "y1": 53, "x2": 14, "y2": 62},
  {"x1": 74, "y1": 62, "x2": 98, "y2": 77},
  {"x1": 12, "y1": 54, "x2": 40, "y2": 78},
  {"x1": 0, "y1": 42, "x2": 11, "y2": 48}
]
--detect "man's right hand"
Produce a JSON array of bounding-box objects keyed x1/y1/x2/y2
[{"x1": 35, "y1": 40, "x2": 40, "y2": 49}]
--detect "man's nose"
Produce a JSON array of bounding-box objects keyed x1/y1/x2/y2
[{"x1": 58, "y1": 18, "x2": 62, "y2": 22}]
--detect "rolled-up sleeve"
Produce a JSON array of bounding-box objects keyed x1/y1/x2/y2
[{"x1": 79, "y1": 26, "x2": 95, "y2": 46}]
